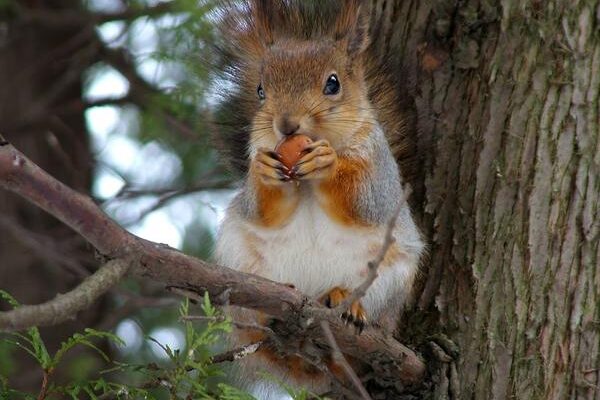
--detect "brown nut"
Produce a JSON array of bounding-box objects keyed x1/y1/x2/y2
[{"x1": 275, "y1": 134, "x2": 313, "y2": 170}]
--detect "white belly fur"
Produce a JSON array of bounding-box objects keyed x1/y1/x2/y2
[{"x1": 215, "y1": 193, "x2": 420, "y2": 323}]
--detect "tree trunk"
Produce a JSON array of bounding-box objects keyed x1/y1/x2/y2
[{"x1": 371, "y1": 0, "x2": 600, "y2": 398}]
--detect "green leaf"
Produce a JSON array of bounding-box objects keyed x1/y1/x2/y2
[
  {"x1": 202, "y1": 292, "x2": 215, "y2": 317},
  {"x1": 0, "y1": 290, "x2": 50, "y2": 368},
  {"x1": 26, "y1": 327, "x2": 50, "y2": 369},
  {"x1": 0, "y1": 339, "x2": 16, "y2": 376},
  {"x1": 0, "y1": 290, "x2": 19, "y2": 308},
  {"x1": 147, "y1": 336, "x2": 174, "y2": 362},
  {"x1": 52, "y1": 328, "x2": 124, "y2": 368}
]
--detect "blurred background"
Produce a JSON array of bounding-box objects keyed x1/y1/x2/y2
[{"x1": 0, "y1": 0, "x2": 242, "y2": 396}]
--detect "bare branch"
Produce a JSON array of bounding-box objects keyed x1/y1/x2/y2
[
  {"x1": 110, "y1": 177, "x2": 234, "y2": 200},
  {"x1": 97, "y1": 292, "x2": 179, "y2": 331},
  {"x1": 18, "y1": 3, "x2": 176, "y2": 29},
  {"x1": 98, "y1": 47, "x2": 203, "y2": 141},
  {"x1": 181, "y1": 315, "x2": 275, "y2": 335},
  {"x1": 291, "y1": 349, "x2": 361, "y2": 400},
  {"x1": 54, "y1": 96, "x2": 134, "y2": 116},
  {"x1": 37, "y1": 370, "x2": 50, "y2": 400},
  {"x1": 0, "y1": 259, "x2": 130, "y2": 331},
  {"x1": 321, "y1": 321, "x2": 372, "y2": 400},
  {"x1": 0, "y1": 138, "x2": 426, "y2": 386},
  {"x1": 0, "y1": 215, "x2": 89, "y2": 279},
  {"x1": 110, "y1": 178, "x2": 235, "y2": 226}
]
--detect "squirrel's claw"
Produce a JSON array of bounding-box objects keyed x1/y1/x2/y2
[
  {"x1": 291, "y1": 141, "x2": 337, "y2": 181},
  {"x1": 352, "y1": 310, "x2": 367, "y2": 334},
  {"x1": 254, "y1": 148, "x2": 292, "y2": 186},
  {"x1": 321, "y1": 287, "x2": 368, "y2": 334}
]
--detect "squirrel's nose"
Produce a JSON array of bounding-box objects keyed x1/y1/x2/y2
[{"x1": 275, "y1": 115, "x2": 300, "y2": 136}]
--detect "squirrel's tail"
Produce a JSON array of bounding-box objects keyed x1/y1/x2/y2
[
  {"x1": 211, "y1": 0, "x2": 419, "y2": 186},
  {"x1": 365, "y1": 48, "x2": 418, "y2": 187}
]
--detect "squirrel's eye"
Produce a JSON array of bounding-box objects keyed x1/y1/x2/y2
[
  {"x1": 323, "y1": 74, "x2": 340, "y2": 96},
  {"x1": 257, "y1": 84, "x2": 266, "y2": 101}
]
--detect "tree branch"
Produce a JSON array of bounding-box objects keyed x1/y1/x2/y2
[
  {"x1": 18, "y1": 3, "x2": 175, "y2": 29},
  {"x1": 0, "y1": 136, "x2": 426, "y2": 386},
  {"x1": 98, "y1": 46, "x2": 203, "y2": 141},
  {"x1": 181, "y1": 315, "x2": 275, "y2": 335},
  {"x1": 0, "y1": 259, "x2": 130, "y2": 331},
  {"x1": 0, "y1": 215, "x2": 90, "y2": 279},
  {"x1": 321, "y1": 321, "x2": 372, "y2": 400}
]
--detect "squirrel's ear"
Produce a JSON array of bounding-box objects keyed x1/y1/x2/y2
[
  {"x1": 335, "y1": 0, "x2": 369, "y2": 57},
  {"x1": 252, "y1": 0, "x2": 274, "y2": 47}
]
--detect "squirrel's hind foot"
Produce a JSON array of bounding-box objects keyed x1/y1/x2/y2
[{"x1": 321, "y1": 287, "x2": 367, "y2": 334}]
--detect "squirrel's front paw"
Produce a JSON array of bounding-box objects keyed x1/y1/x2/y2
[
  {"x1": 321, "y1": 287, "x2": 367, "y2": 333},
  {"x1": 290, "y1": 140, "x2": 337, "y2": 181},
  {"x1": 253, "y1": 148, "x2": 292, "y2": 186}
]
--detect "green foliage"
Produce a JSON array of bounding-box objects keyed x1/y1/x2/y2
[
  {"x1": 119, "y1": 0, "x2": 224, "y2": 186},
  {"x1": 0, "y1": 292, "x2": 297, "y2": 399},
  {"x1": 0, "y1": 290, "x2": 51, "y2": 369},
  {"x1": 0, "y1": 290, "x2": 327, "y2": 399},
  {"x1": 0, "y1": 290, "x2": 248, "y2": 399}
]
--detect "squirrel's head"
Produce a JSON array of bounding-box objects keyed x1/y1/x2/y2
[{"x1": 220, "y1": 0, "x2": 374, "y2": 153}]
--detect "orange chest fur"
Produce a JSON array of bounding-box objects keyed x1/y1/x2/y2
[
  {"x1": 317, "y1": 157, "x2": 370, "y2": 226},
  {"x1": 252, "y1": 156, "x2": 370, "y2": 227}
]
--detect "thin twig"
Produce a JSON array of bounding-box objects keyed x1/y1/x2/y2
[
  {"x1": 99, "y1": 46, "x2": 203, "y2": 142},
  {"x1": 292, "y1": 350, "x2": 361, "y2": 400},
  {"x1": 321, "y1": 321, "x2": 373, "y2": 400},
  {"x1": 18, "y1": 2, "x2": 175, "y2": 28},
  {"x1": 97, "y1": 294, "x2": 179, "y2": 331},
  {"x1": 116, "y1": 181, "x2": 233, "y2": 227},
  {"x1": 0, "y1": 215, "x2": 90, "y2": 279},
  {"x1": 37, "y1": 369, "x2": 51, "y2": 400},
  {"x1": 111, "y1": 178, "x2": 234, "y2": 199},
  {"x1": 335, "y1": 186, "x2": 412, "y2": 314},
  {"x1": 181, "y1": 315, "x2": 275, "y2": 335}
]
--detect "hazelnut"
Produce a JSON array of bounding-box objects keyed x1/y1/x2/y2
[{"x1": 275, "y1": 134, "x2": 313, "y2": 170}]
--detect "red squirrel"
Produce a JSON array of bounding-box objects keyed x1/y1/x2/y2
[{"x1": 213, "y1": 0, "x2": 424, "y2": 397}]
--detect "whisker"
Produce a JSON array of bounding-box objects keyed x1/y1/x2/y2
[
  {"x1": 322, "y1": 117, "x2": 379, "y2": 124},
  {"x1": 306, "y1": 97, "x2": 329, "y2": 117},
  {"x1": 311, "y1": 104, "x2": 379, "y2": 119}
]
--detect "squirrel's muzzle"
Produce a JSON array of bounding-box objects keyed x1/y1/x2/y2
[{"x1": 275, "y1": 113, "x2": 301, "y2": 136}]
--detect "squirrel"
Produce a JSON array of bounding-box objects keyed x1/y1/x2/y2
[{"x1": 212, "y1": 0, "x2": 424, "y2": 397}]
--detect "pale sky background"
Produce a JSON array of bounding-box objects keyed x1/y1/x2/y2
[
  {"x1": 85, "y1": 0, "x2": 236, "y2": 360},
  {"x1": 87, "y1": 15, "x2": 234, "y2": 250}
]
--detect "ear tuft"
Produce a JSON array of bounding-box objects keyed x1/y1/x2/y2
[
  {"x1": 253, "y1": 0, "x2": 275, "y2": 47},
  {"x1": 334, "y1": 0, "x2": 369, "y2": 56}
]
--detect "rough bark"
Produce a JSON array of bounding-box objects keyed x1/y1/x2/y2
[{"x1": 372, "y1": 0, "x2": 599, "y2": 398}]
